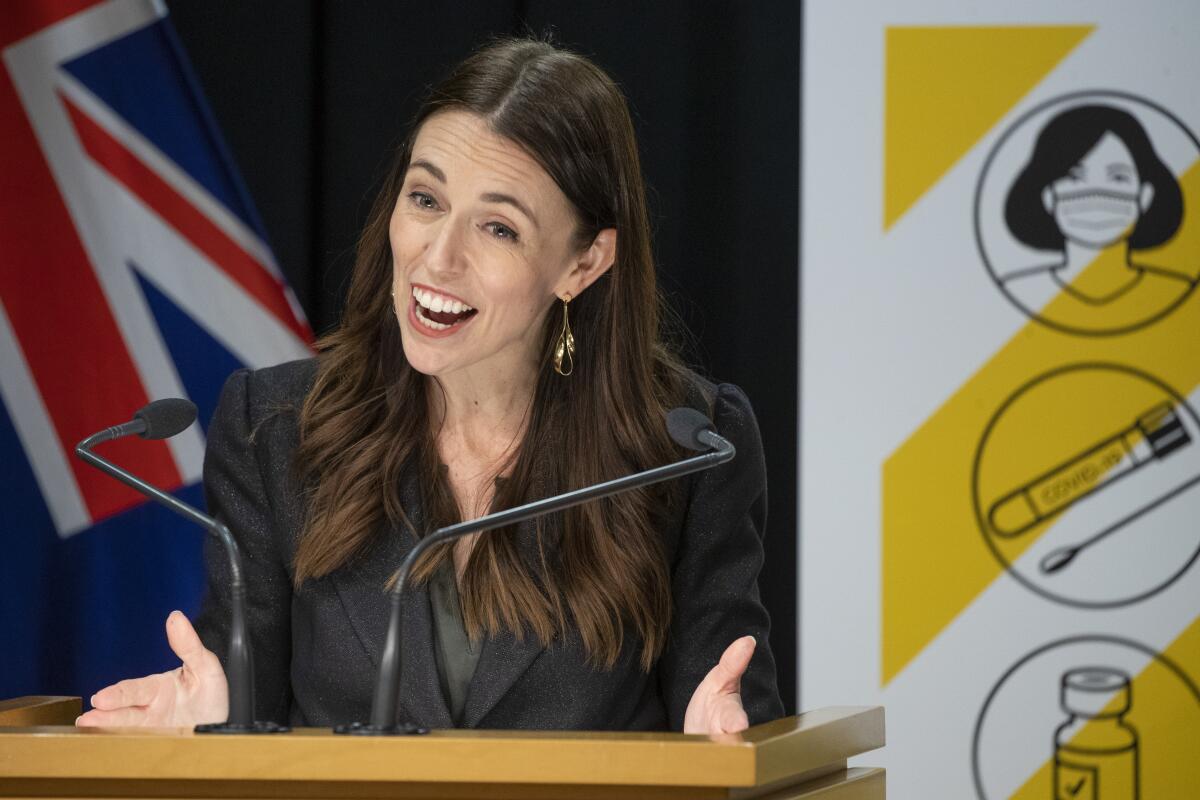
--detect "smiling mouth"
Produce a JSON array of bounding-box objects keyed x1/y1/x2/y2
[{"x1": 411, "y1": 286, "x2": 477, "y2": 331}]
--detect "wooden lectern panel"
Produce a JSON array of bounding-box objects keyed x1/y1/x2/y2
[
  {"x1": 0, "y1": 696, "x2": 78, "y2": 727},
  {"x1": 0, "y1": 703, "x2": 885, "y2": 799}
]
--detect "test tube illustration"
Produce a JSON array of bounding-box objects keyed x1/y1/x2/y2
[{"x1": 987, "y1": 402, "x2": 1190, "y2": 539}]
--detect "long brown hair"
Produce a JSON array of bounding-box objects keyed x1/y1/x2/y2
[{"x1": 293, "y1": 37, "x2": 693, "y2": 670}]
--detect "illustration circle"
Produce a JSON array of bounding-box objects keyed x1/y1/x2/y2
[
  {"x1": 975, "y1": 91, "x2": 1200, "y2": 336},
  {"x1": 972, "y1": 635, "x2": 1200, "y2": 800},
  {"x1": 972, "y1": 363, "x2": 1200, "y2": 608}
]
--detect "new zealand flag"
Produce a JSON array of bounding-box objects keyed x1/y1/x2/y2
[{"x1": 0, "y1": 1, "x2": 311, "y2": 700}]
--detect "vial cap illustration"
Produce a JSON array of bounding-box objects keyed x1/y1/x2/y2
[{"x1": 1062, "y1": 667, "x2": 1131, "y2": 718}]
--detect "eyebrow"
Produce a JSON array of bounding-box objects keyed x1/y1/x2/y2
[
  {"x1": 407, "y1": 158, "x2": 539, "y2": 229},
  {"x1": 480, "y1": 192, "x2": 539, "y2": 229},
  {"x1": 409, "y1": 158, "x2": 447, "y2": 183}
]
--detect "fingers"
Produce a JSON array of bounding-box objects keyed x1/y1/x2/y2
[
  {"x1": 682, "y1": 636, "x2": 758, "y2": 736},
  {"x1": 165, "y1": 610, "x2": 216, "y2": 675},
  {"x1": 90, "y1": 674, "x2": 164, "y2": 710},
  {"x1": 76, "y1": 706, "x2": 152, "y2": 727},
  {"x1": 717, "y1": 698, "x2": 750, "y2": 734},
  {"x1": 712, "y1": 635, "x2": 756, "y2": 693}
]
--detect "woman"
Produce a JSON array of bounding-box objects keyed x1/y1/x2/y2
[
  {"x1": 1000, "y1": 104, "x2": 1192, "y2": 333},
  {"x1": 76, "y1": 37, "x2": 782, "y2": 734}
]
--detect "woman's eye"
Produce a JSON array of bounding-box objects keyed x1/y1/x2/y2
[
  {"x1": 409, "y1": 191, "x2": 438, "y2": 210},
  {"x1": 485, "y1": 222, "x2": 519, "y2": 242}
]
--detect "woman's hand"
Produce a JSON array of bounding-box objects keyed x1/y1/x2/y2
[
  {"x1": 75, "y1": 611, "x2": 229, "y2": 728},
  {"x1": 683, "y1": 635, "x2": 756, "y2": 735}
]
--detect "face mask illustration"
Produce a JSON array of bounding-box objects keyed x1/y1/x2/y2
[{"x1": 1048, "y1": 186, "x2": 1142, "y2": 248}]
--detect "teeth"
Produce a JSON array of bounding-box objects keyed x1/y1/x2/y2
[
  {"x1": 410, "y1": 286, "x2": 474, "y2": 313},
  {"x1": 416, "y1": 313, "x2": 450, "y2": 331}
]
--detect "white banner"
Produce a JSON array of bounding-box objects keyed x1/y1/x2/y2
[{"x1": 801, "y1": 2, "x2": 1200, "y2": 797}]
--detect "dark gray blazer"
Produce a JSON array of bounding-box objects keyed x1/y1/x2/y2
[{"x1": 195, "y1": 358, "x2": 783, "y2": 731}]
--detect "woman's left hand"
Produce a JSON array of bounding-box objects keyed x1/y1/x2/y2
[{"x1": 683, "y1": 635, "x2": 756, "y2": 735}]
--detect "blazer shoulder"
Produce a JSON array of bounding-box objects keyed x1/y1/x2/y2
[
  {"x1": 675, "y1": 368, "x2": 756, "y2": 432},
  {"x1": 210, "y1": 357, "x2": 316, "y2": 446},
  {"x1": 243, "y1": 357, "x2": 318, "y2": 410}
]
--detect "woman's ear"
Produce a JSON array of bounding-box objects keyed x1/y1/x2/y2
[
  {"x1": 1041, "y1": 186, "x2": 1056, "y2": 214},
  {"x1": 557, "y1": 228, "x2": 617, "y2": 299}
]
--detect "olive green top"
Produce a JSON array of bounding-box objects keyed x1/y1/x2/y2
[{"x1": 428, "y1": 560, "x2": 481, "y2": 726}]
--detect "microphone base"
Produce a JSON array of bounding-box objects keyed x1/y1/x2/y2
[
  {"x1": 333, "y1": 720, "x2": 430, "y2": 736},
  {"x1": 194, "y1": 720, "x2": 291, "y2": 734}
]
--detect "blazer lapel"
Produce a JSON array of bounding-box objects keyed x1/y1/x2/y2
[
  {"x1": 460, "y1": 626, "x2": 545, "y2": 729},
  {"x1": 330, "y1": 467, "x2": 453, "y2": 730},
  {"x1": 460, "y1": 516, "x2": 555, "y2": 728}
]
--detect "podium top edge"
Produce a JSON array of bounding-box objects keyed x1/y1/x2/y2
[
  {"x1": 0, "y1": 706, "x2": 883, "y2": 748},
  {"x1": 0, "y1": 696, "x2": 77, "y2": 713},
  {"x1": 0, "y1": 706, "x2": 884, "y2": 789}
]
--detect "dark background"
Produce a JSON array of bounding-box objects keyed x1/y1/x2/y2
[{"x1": 167, "y1": 1, "x2": 800, "y2": 714}]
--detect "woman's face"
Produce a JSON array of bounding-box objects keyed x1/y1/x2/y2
[
  {"x1": 390, "y1": 111, "x2": 595, "y2": 384},
  {"x1": 1042, "y1": 131, "x2": 1154, "y2": 249}
]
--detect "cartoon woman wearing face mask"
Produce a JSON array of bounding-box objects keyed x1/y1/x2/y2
[{"x1": 1002, "y1": 104, "x2": 1192, "y2": 334}]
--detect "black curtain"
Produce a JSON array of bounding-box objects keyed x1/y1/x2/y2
[{"x1": 168, "y1": 0, "x2": 800, "y2": 715}]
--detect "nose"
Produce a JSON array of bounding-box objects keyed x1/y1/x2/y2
[{"x1": 421, "y1": 214, "x2": 469, "y2": 279}]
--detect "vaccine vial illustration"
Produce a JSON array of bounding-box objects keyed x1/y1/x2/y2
[{"x1": 1054, "y1": 668, "x2": 1139, "y2": 799}]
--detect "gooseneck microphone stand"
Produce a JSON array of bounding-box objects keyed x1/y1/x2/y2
[
  {"x1": 335, "y1": 406, "x2": 736, "y2": 735},
  {"x1": 75, "y1": 399, "x2": 286, "y2": 734}
]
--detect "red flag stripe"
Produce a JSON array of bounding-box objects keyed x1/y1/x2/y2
[
  {"x1": 62, "y1": 94, "x2": 314, "y2": 345},
  {"x1": 0, "y1": 46, "x2": 181, "y2": 524},
  {"x1": 0, "y1": 1, "x2": 105, "y2": 50}
]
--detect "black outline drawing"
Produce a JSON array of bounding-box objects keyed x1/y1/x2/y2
[
  {"x1": 975, "y1": 90, "x2": 1200, "y2": 337},
  {"x1": 972, "y1": 363, "x2": 1200, "y2": 609},
  {"x1": 987, "y1": 401, "x2": 1191, "y2": 543},
  {"x1": 1054, "y1": 666, "x2": 1139, "y2": 799},
  {"x1": 971, "y1": 635, "x2": 1200, "y2": 800}
]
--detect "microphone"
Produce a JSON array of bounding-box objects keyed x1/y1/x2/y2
[
  {"x1": 81, "y1": 397, "x2": 198, "y2": 445},
  {"x1": 666, "y1": 406, "x2": 736, "y2": 455},
  {"x1": 335, "y1": 406, "x2": 736, "y2": 735},
  {"x1": 75, "y1": 399, "x2": 287, "y2": 734}
]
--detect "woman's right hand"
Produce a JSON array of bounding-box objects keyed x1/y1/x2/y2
[{"x1": 75, "y1": 610, "x2": 229, "y2": 728}]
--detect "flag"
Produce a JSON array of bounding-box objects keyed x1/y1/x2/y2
[{"x1": 0, "y1": 0, "x2": 312, "y2": 700}]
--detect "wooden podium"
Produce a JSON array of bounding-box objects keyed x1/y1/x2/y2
[{"x1": 0, "y1": 697, "x2": 884, "y2": 799}]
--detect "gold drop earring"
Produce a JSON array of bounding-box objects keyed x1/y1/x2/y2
[{"x1": 553, "y1": 293, "x2": 575, "y2": 376}]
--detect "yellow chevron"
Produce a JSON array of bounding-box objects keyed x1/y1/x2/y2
[
  {"x1": 1010, "y1": 616, "x2": 1200, "y2": 799},
  {"x1": 882, "y1": 163, "x2": 1200, "y2": 685},
  {"x1": 884, "y1": 25, "x2": 1092, "y2": 229}
]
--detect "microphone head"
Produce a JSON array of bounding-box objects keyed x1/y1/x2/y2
[
  {"x1": 134, "y1": 398, "x2": 198, "y2": 440},
  {"x1": 666, "y1": 407, "x2": 715, "y2": 451}
]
